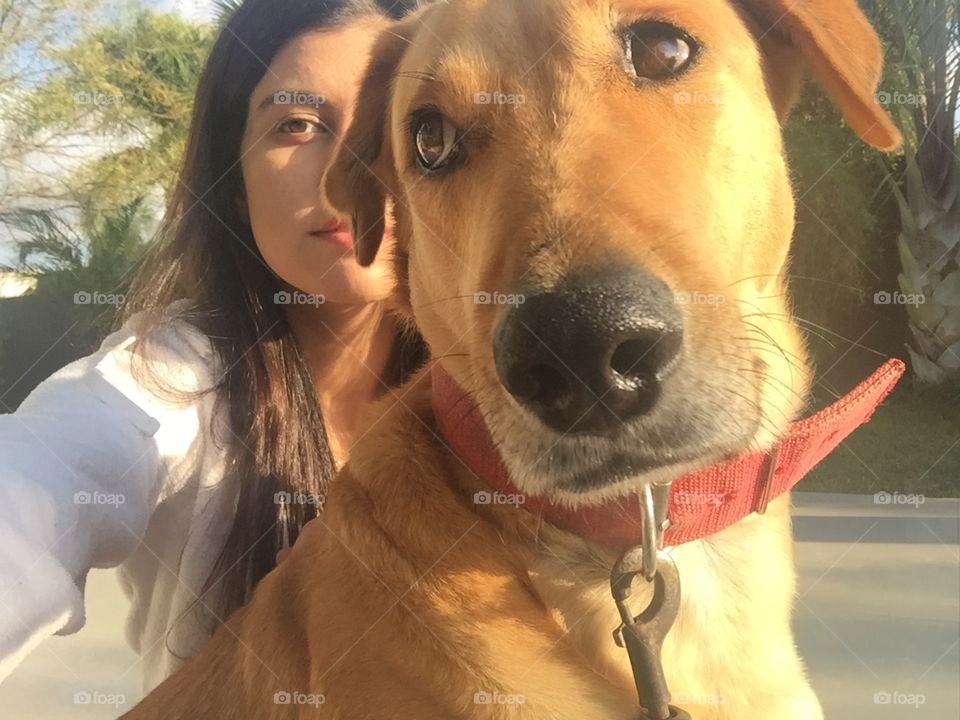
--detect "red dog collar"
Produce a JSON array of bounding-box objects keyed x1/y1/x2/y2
[{"x1": 431, "y1": 358, "x2": 905, "y2": 550}]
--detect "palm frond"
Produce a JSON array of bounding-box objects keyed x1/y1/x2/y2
[
  {"x1": 0, "y1": 208, "x2": 86, "y2": 273},
  {"x1": 212, "y1": 0, "x2": 244, "y2": 27}
]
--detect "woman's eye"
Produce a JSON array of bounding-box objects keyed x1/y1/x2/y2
[
  {"x1": 278, "y1": 117, "x2": 327, "y2": 136},
  {"x1": 623, "y1": 22, "x2": 698, "y2": 82},
  {"x1": 413, "y1": 111, "x2": 462, "y2": 173}
]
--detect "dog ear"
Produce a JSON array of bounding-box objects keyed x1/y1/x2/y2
[
  {"x1": 323, "y1": 20, "x2": 417, "y2": 267},
  {"x1": 741, "y1": 0, "x2": 902, "y2": 151}
]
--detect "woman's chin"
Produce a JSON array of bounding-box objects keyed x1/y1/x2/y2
[
  {"x1": 270, "y1": 234, "x2": 397, "y2": 305},
  {"x1": 289, "y1": 263, "x2": 395, "y2": 306}
]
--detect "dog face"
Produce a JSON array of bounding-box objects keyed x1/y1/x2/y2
[{"x1": 326, "y1": 0, "x2": 899, "y2": 502}]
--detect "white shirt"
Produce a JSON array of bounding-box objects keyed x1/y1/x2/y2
[{"x1": 0, "y1": 305, "x2": 238, "y2": 694}]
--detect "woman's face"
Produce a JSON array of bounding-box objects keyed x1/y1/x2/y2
[{"x1": 241, "y1": 16, "x2": 394, "y2": 304}]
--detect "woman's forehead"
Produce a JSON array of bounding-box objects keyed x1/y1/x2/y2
[{"x1": 273, "y1": 19, "x2": 386, "y2": 87}]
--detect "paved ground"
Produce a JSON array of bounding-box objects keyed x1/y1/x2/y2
[
  {"x1": 1, "y1": 492, "x2": 957, "y2": 718},
  {"x1": 793, "y1": 493, "x2": 959, "y2": 718}
]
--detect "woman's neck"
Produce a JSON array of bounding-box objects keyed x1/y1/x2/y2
[{"x1": 285, "y1": 300, "x2": 398, "y2": 464}]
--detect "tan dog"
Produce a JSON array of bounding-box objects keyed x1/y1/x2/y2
[{"x1": 124, "y1": 0, "x2": 900, "y2": 718}]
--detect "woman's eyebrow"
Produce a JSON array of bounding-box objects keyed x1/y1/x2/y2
[{"x1": 257, "y1": 89, "x2": 334, "y2": 111}]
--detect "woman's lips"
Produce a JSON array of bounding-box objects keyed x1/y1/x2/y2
[
  {"x1": 310, "y1": 222, "x2": 353, "y2": 252},
  {"x1": 315, "y1": 218, "x2": 346, "y2": 233}
]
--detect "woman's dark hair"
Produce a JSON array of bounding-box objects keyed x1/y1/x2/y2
[{"x1": 120, "y1": 0, "x2": 427, "y2": 651}]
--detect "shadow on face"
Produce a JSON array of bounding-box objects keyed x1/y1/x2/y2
[{"x1": 241, "y1": 14, "x2": 399, "y2": 306}]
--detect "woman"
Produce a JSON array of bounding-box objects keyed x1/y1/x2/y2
[{"x1": 0, "y1": 0, "x2": 426, "y2": 694}]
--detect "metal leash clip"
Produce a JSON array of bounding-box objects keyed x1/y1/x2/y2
[{"x1": 610, "y1": 483, "x2": 692, "y2": 720}]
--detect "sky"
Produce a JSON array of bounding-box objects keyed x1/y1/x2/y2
[{"x1": 152, "y1": 0, "x2": 218, "y2": 23}]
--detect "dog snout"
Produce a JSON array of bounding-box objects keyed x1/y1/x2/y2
[{"x1": 492, "y1": 266, "x2": 683, "y2": 436}]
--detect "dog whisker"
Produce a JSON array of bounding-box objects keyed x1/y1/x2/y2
[
  {"x1": 747, "y1": 311, "x2": 888, "y2": 359},
  {"x1": 409, "y1": 293, "x2": 484, "y2": 311},
  {"x1": 726, "y1": 272, "x2": 864, "y2": 295},
  {"x1": 739, "y1": 312, "x2": 836, "y2": 348},
  {"x1": 734, "y1": 334, "x2": 808, "y2": 367},
  {"x1": 395, "y1": 70, "x2": 436, "y2": 82},
  {"x1": 383, "y1": 30, "x2": 415, "y2": 46},
  {"x1": 738, "y1": 318, "x2": 799, "y2": 371},
  {"x1": 739, "y1": 322, "x2": 806, "y2": 361},
  {"x1": 718, "y1": 354, "x2": 809, "y2": 407},
  {"x1": 428, "y1": 351, "x2": 471, "y2": 363},
  {"x1": 793, "y1": 319, "x2": 889, "y2": 358},
  {"x1": 700, "y1": 375, "x2": 777, "y2": 435},
  {"x1": 714, "y1": 385, "x2": 785, "y2": 444}
]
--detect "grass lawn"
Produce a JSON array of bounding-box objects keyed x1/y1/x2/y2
[{"x1": 803, "y1": 381, "x2": 960, "y2": 499}]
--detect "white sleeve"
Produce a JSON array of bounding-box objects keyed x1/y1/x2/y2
[{"x1": 0, "y1": 313, "x2": 219, "y2": 684}]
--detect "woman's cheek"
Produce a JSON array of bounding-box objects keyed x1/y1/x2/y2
[{"x1": 247, "y1": 154, "x2": 299, "y2": 258}]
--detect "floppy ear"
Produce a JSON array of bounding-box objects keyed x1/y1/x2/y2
[
  {"x1": 323, "y1": 20, "x2": 417, "y2": 267},
  {"x1": 741, "y1": 0, "x2": 902, "y2": 151}
]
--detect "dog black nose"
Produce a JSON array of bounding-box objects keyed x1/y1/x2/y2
[{"x1": 493, "y1": 266, "x2": 683, "y2": 435}]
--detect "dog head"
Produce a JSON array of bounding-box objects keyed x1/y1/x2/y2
[{"x1": 325, "y1": 0, "x2": 900, "y2": 503}]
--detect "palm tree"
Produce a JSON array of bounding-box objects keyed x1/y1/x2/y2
[
  {"x1": 0, "y1": 198, "x2": 155, "y2": 369},
  {"x1": 213, "y1": 0, "x2": 244, "y2": 27},
  {"x1": 882, "y1": 0, "x2": 960, "y2": 383},
  {"x1": 2, "y1": 197, "x2": 148, "y2": 290},
  {"x1": 0, "y1": 198, "x2": 150, "y2": 408}
]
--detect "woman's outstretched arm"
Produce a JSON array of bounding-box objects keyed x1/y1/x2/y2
[{"x1": 0, "y1": 315, "x2": 218, "y2": 683}]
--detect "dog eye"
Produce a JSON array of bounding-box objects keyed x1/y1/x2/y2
[
  {"x1": 413, "y1": 111, "x2": 463, "y2": 173},
  {"x1": 623, "y1": 22, "x2": 698, "y2": 82}
]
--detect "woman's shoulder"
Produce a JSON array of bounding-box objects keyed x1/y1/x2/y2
[
  {"x1": 22, "y1": 300, "x2": 222, "y2": 423},
  {"x1": 98, "y1": 299, "x2": 223, "y2": 402},
  {"x1": 105, "y1": 300, "x2": 217, "y2": 371}
]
